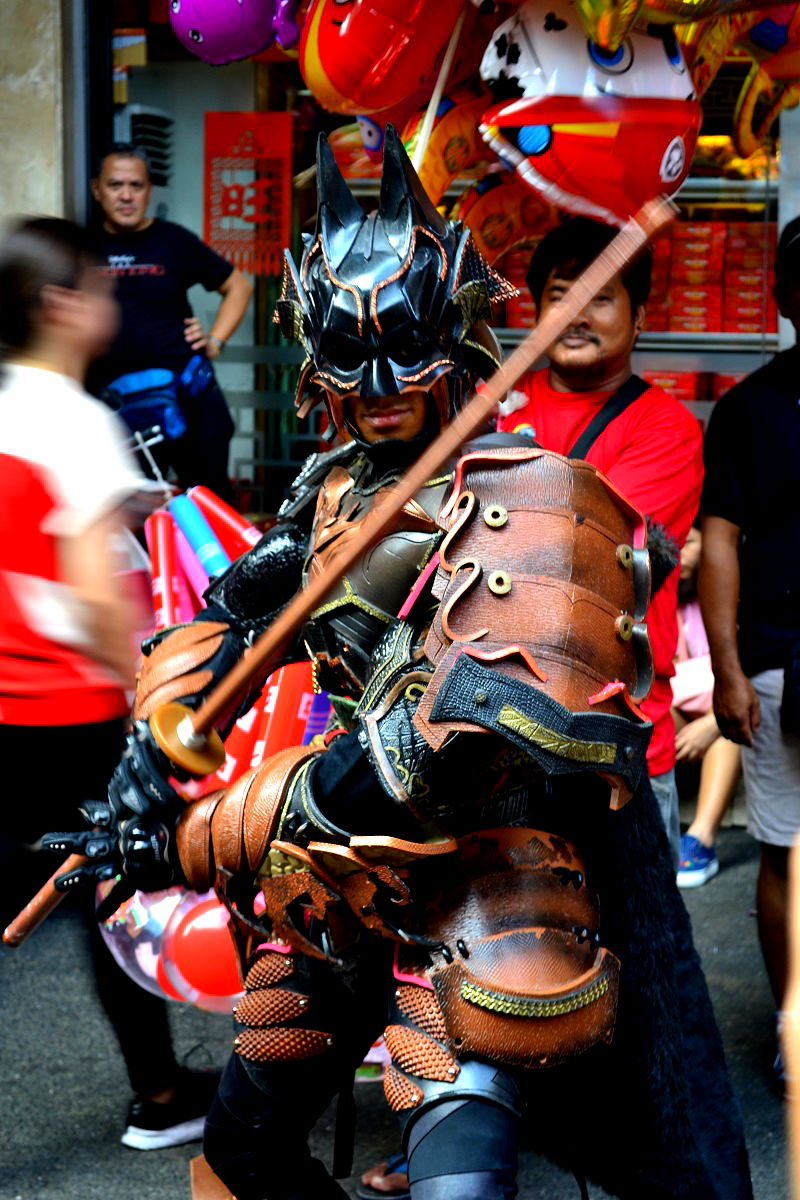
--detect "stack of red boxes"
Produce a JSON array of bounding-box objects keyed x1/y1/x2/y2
[
  {"x1": 647, "y1": 219, "x2": 777, "y2": 335},
  {"x1": 647, "y1": 236, "x2": 671, "y2": 331},
  {"x1": 711, "y1": 371, "x2": 747, "y2": 400},
  {"x1": 668, "y1": 222, "x2": 726, "y2": 333},
  {"x1": 722, "y1": 222, "x2": 777, "y2": 333},
  {"x1": 641, "y1": 370, "x2": 709, "y2": 405}
]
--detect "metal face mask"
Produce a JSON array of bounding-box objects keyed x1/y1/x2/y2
[{"x1": 274, "y1": 125, "x2": 516, "y2": 441}]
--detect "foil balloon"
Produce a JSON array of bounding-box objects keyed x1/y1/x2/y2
[
  {"x1": 479, "y1": 0, "x2": 702, "y2": 226},
  {"x1": 357, "y1": 97, "x2": 421, "y2": 163},
  {"x1": 450, "y1": 169, "x2": 559, "y2": 263},
  {"x1": 401, "y1": 89, "x2": 492, "y2": 205},
  {"x1": 679, "y1": 8, "x2": 766, "y2": 98},
  {"x1": 98, "y1": 885, "x2": 187, "y2": 1003},
  {"x1": 574, "y1": 0, "x2": 779, "y2": 53},
  {"x1": 682, "y1": 5, "x2": 800, "y2": 155},
  {"x1": 160, "y1": 890, "x2": 244, "y2": 1014},
  {"x1": 298, "y1": 0, "x2": 465, "y2": 114},
  {"x1": 169, "y1": 0, "x2": 302, "y2": 65}
]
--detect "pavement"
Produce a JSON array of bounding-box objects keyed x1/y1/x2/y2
[{"x1": 0, "y1": 827, "x2": 788, "y2": 1200}]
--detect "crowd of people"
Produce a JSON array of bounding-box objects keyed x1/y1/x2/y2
[{"x1": 2, "y1": 131, "x2": 799, "y2": 1200}]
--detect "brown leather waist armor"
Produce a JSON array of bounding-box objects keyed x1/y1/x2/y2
[
  {"x1": 414, "y1": 446, "x2": 653, "y2": 806},
  {"x1": 424, "y1": 828, "x2": 619, "y2": 1068}
]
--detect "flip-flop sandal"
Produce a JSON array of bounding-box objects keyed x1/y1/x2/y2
[{"x1": 355, "y1": 1153, "x2": 410, "y2": 1200}]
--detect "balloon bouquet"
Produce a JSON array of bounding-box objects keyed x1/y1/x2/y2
[
  {"x1": 100, "y1": 487, "x2": 330, "y2": 1013},
  {"x1": 165, "y1": 0, "x2": 791, "y2": 241}
]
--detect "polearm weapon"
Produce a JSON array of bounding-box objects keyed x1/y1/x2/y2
[{"x1": 3, "y1": 197, "x2": 674, "y2": 949}]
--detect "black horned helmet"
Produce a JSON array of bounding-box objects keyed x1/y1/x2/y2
[{"x1": 274, "y1": 125, "x2": 517, "y2": 443}]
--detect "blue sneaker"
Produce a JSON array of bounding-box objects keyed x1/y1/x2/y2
[{"x1": 677, "y1": 834, "x2": 719, "y2": 888}]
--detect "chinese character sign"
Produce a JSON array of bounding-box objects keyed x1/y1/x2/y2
[{"x1": 205, "y1": 112, "x2": 293, "y2": 277}]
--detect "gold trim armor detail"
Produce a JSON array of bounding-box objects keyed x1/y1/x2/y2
[
  {"x1": 497, "y1": 704, "x2": 617, "y2": 765},
  {"x1": 460, "y1": 975, "x2": 610, "y2": 1019}
]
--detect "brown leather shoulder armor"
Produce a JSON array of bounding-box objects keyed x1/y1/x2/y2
[{"x1": 413, "y1": 446, "x2": 653, "y2": 806}]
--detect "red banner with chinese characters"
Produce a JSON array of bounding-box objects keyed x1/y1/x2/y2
[{"x1": 204, "y1": 112, "x2": 293, "y2": 277}]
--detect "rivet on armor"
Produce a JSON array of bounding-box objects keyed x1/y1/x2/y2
[
  {"x1": 299, "y1": 998, "x2": 307, "y2": 1008},
  {"x1": 447, "y1": 1066, "x2": 456, "y2": 1076},
  {"x1": 615, "y1": 614, "x2": 633, "y2": 641},
  {"x1": 487, "y1": 570, "x2": 512, "y2": 595},
  {"x1": 616, "y1": 544, "x2": 634, "y2": 568},
  {"x1": 326, "y1": 1037, "x2": 334, "y2": 1046},
  {"x1": 483, "y1": 504, "x2": 508, "y2": 528},
  {"x1": 625, "y1": 745, "x2": 636, "y2": 760},
  {"x1": 474, "y1": 691, "x2": 489, "y2": 706}
]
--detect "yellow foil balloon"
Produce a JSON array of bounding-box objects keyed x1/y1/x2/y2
[
  {"x1": 572, "y1": 0, "x2": 644, "y2": 52},
  {"x1": 576, "y1": 0, "x2": 781, "y2": 51}
]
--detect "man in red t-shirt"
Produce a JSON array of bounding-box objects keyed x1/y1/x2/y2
[{"x1": 497, "y1": 217, "x2": 703, "y2": 867}]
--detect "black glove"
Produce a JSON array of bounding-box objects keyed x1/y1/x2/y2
[{"x1": 41, "y1": 719, "x2": 187, "y2": 896}]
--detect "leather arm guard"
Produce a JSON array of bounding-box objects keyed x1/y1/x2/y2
[
  {"x1": 355, "y1": 447, "x2": 656, "y2": 819},
  {"x1": 175, "y1": 735, "x2": 457, "y2": 973},
  {"x1": 413, "y1": 446, "x2": 654, "y2": 809}
]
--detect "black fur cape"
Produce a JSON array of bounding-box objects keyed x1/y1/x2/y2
[{"x1": 521, "y1": 779, "x2": 753, "y2": 1199}]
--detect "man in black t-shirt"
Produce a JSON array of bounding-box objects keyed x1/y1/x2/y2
[
  {"x1": 700, "y1": 216, "x2": 800, "y2": 1083},
  {"x1": 89, "y1": 143, "x2": 253, "y2": 501}
]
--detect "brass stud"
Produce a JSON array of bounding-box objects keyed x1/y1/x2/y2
[
  {"x1": 483, "y1": 504, "x2": 508, "y2": 528},
  {"x1": 487, "y1": 570, "x2": 512, "y2": 595},
  {"x1": 616, "y1": 544, "x2": 633, "y2": 568},
  {"x1": 615, "y1": 615, "x2": 633, "y2": 641}
]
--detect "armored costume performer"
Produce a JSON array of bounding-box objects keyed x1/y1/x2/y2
[{"x1": 52, "y1": 131, "x2": 753, "y2": 1200}]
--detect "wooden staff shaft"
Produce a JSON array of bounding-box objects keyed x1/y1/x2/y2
[{"x1": 3, "y1": 854, "x2": 86, "y2": 946}]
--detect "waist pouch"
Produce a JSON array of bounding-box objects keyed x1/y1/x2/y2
[{"x1": 104, "y1": 367, "x2": 187, "y2": 441}]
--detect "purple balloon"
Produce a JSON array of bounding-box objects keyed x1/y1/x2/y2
[{"x1": 169, "y1": 0, "x2": 301, "y2": 66}]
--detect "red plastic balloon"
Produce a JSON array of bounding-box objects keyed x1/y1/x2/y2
[{"x1": 161, "y1": 893, "x2": 244, "y2": 1013}]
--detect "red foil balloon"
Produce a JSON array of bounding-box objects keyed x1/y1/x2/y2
[
  {"x1": 299, "y1": 0, "x2": 465, "y2": 115},
  {"x1": 479, "y1": 0, "x2": 701, "y2": 226}
]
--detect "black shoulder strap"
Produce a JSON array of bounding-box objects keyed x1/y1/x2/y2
[{"x1": 566, "y1": 374, "x2": 650, "y2": 460}]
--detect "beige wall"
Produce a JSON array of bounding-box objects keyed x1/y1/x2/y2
[{"x1": 0, "y1": 0, "x2": 63, "y2": 221}]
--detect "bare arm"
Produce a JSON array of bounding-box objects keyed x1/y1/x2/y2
[
  {"x1": 58, "y1": 509, "x2": 138, "y2": 690},
  {"x1": 184, "y1": 268, "x2": 253, "y2": 358},
  {"x1": 698, "y1": 513, "x2": 760, "y2": 745}
]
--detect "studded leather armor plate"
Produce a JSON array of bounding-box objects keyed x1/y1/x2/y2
[{"x1": 301, "y1": 452, "x2": 451, "y2": 699}]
